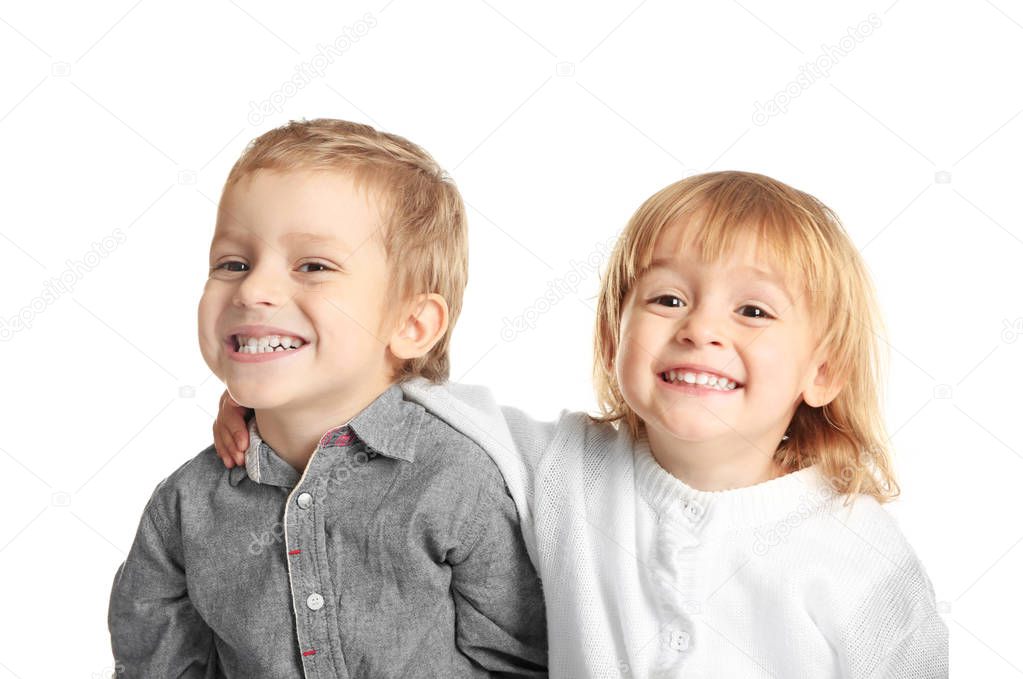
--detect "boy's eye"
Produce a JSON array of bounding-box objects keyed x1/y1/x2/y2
[
  {"x1": 211, "y1": 262, "x2": 334, "y2": 273},
  {"x1": 212, "y1": 261, "x2": 247, "y2": 273}
]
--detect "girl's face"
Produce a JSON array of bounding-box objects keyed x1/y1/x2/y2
[{"x1": 615, "y1": 224, "x2": 837, "y2": 465}]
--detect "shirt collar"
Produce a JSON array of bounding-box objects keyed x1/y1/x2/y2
[{"x1": 228, "y1": 383, "x2": 424, "y2": 487}]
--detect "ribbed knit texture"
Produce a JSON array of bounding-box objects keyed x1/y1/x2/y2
[{"x1": 402, "y1": 379, "x2": 948, "y2": 678}]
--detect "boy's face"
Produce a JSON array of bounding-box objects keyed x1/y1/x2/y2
[
  {"x1": 198, "y1": 169, "x2": 398, "y2": 413},
  {"x1": 615, "y1": 223, "x2": 832, "y2": 460}
]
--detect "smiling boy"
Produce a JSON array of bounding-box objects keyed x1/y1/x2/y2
[{"x1": 108, "y1": 119, "x2": 547, "y2": 678}]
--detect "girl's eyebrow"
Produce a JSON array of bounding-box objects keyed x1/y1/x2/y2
[{"x1": 644, "y1": 258, "x2": 795, "y2": 304}]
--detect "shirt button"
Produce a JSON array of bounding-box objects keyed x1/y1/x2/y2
[
  {"x1": 296, "y1": 492, "x2": 313, "y2": 509},
  {"x1": 306, "y1": 593, "x2": 324, "y2": 611}
]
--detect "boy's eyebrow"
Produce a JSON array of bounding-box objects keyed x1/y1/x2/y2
[
  {"x1": 645, "y1": 257, "x2": 795, "y2": 303},
  {"x1": 211, "y1": 230, "x2": 350, "y2": 252},
  {"x1": 281, "y1": 231, "x2": 345, "y2": 248}
]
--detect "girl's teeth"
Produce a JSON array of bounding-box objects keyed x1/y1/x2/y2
[{"x1": 661, "y1": 370, "x2": 739, "y2": 391}]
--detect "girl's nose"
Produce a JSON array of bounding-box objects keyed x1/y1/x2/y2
[{"x1": 674, "y1": 307, "x2": 725, "y2": 347}]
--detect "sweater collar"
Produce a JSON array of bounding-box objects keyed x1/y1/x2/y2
[{"x1": 632, "y1": 436, "x2": 833, "y2": 531}]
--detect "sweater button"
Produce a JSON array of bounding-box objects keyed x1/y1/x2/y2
[
  {"x1": 296, "y1": 492, "x2": 313, "y2": 509},
  {"x1": 667, "y1": 628, "x2": 690, "y2": 652}
]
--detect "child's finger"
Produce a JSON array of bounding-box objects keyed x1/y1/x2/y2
[
  {"x1": 221, "y1": 393, "x2": 250, "y2": 449},
  {"x1": 217, "y1": 390, "x2": 251, "y2": 466},
  {"x1": 212, "y1": 424, "x2": 235, "y2": 468},
  {"x1": 232, "y1": 430, "x2": 247, "y2": 468}
]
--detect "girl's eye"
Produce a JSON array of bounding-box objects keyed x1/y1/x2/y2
[
  {"x1": 298, "y1": 262, "x2": 332, "y2": 273},
  {"x1": 651, "y1": 294, "x2": 684, "y2": 308},
  {"x1": 650, "y1": 294, "x2": 769, "y2": 321},
  {"x1": 737, "y1": 305, "x2": 773, "y2": 320}
]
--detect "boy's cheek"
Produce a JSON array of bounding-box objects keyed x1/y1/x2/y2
[
  {"x1": 196, "y1": 297, "x2": 225, "y2": 375},
  {"x1": 196, "y1": 332, "x2": 224, "y2": 380}
]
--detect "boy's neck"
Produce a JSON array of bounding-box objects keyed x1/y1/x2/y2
[{"x1": 253, "y1": 380, "x2": 394, "y2": 473}]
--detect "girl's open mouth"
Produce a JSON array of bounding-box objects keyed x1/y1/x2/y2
[{"x1": 659, "y1": 369, "x2": 742, "y2": 393}]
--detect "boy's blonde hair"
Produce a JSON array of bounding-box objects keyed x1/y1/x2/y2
[
  {"x1": 221, "y1": 118, "x2": 467, "y2": 383},
  {"x1": 593, "y1": 171, "x2": 898, "y2": 503}
]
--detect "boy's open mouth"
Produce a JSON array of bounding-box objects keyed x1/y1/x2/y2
[{"x1": 231, "y1": 334, "x2": 307, "y2": 354}]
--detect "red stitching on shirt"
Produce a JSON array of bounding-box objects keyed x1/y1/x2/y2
[
  {"x1": 318, "y1": 427, "x2": 354, "y2": 449},
  {"x1": 288, "y1": 549, "x2": 301, "y2": 555},
  {"x1": 302, "y1": 649, "x2": 317, "y2": 657}
]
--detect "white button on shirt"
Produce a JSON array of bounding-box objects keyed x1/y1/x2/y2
[
  {"x1": 307, "y1": 593, "x2": 324, "y2": 611},
  {"x1": 296, "y1": 492, "x2": 313, "y2": 509}
]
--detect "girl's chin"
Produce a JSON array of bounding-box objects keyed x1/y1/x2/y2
[
  {"x1": 647, "y1": 417, "x2": 733, "y2": 442},
  {"x1": 663, "y1": 430, "x2": 727, "y2": 444}
]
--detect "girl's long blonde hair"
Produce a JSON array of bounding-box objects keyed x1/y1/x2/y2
[{"x1": 592, "y1": 171, "x2": 899, "y2": 503}]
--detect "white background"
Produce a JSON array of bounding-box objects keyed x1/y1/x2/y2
[{"x1": 1, "y1": 0, "x2": 1020, "y2": 676}]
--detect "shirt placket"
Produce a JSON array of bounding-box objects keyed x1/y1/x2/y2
[{"x1": 283, "y1": 433, "x2": 351, "y2": 679}]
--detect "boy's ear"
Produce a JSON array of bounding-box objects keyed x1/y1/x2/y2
[{"x1": 388, "y1": 293, "x2": 449, "y2": 361}]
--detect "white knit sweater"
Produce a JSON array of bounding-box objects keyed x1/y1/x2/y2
[{"x1": 401, "y1": 378, "x2": 948, "y2": 679}]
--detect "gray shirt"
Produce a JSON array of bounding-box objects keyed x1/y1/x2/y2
[{"x1": 108, "y1": 384, "x2": 547, "y2": 678}]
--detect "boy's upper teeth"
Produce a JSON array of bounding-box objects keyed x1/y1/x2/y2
[{"x1": 663, "y1": 370, "x2": 739, "y2": 390}]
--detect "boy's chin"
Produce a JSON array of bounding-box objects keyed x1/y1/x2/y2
[{"x1": 226, "y1": 385, "x2": 288, "y2": 411}]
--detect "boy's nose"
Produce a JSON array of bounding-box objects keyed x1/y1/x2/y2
[{"x1": 232, "y1": 268, "x2": 291, "y2": 308}]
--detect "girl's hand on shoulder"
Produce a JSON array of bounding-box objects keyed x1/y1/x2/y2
[{"x1": 213, "y1": 390, "x2": 251, "y2": 468}]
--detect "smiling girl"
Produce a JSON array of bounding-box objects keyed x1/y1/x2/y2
[{"x1": 213, "y1": 171, "x2": 947, "y2": 678}]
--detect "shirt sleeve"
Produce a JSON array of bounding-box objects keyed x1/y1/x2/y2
[
  {"x1": 108, "y1": 485, "x2": 222, "y2": 678},
  {"x1": 836, "y1": 554, "x2": 949, "y2": 678},
  {"x1": 870, "y1": 609, "x2": 949, "y2": 679},
  {"x1": 401, "y1": 378, "x2": 562, "y2": 567},
  {"x1": 447, "y1": 478, "x2": 549, "y2": 678}
]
